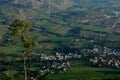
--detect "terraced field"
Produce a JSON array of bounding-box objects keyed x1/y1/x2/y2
[{"x1": 0, "y1": 1, "x2": 120, "y2": 79}]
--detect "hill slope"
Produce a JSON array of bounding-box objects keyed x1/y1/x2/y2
[{"x1": 0, "y1": 0, "x2": 120, "y2": 53}]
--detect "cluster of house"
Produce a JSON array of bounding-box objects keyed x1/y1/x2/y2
[
  {"x1": 90, "y1": 56, "x2": 120, "y2": 68},
  {"x1": 39, "y1": 61, "x2": 71, "y2": 76},
  {"x1": 88, "y1": 47, "x2": 120, "y2": 68},
  {"x1": 40, "y1": 46, "x2": 120, "y2": 70},
  {"x1": 39, "y1": 52, "x2": 81, "y2": 76},
  {"x1": 40, "y1": 52, "x2": 81, "y2": 61}
]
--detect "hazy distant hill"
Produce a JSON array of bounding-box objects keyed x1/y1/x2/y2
[
  {"x1": 0, "y1": 0, "x2": 74, "y2": 10},
  {"x1": 0, "y1": 0, "x2": 120, "y2": 22},
  {"x1": 0, "y1": 0, "x2": 73, "y2": 22}
]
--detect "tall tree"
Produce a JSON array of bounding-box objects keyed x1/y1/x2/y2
[{"x1": 8, "y1": 19, "x2": 37, "y2": 80}]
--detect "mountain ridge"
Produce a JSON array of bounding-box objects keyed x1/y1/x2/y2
[{"x1": 0, "y1": 0, "x2": 120, "y2": 24}]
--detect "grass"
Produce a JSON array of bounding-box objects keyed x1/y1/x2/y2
[
  {"x1": 105, "y1": 42, "x2": 120, "y2": 48},
  {"x1": 28, "y1": 67, "x2": 41, "y2": 71},
  {"x1": 79, "y1": 25, "x2": 108, "y2": 33},
  {"x1": 46, "y1": 60, "x2": 120, "y2": 80},
  {"x1": 80, "y1": 30, "x2": 95, "y2": 37},
  {"x1": 34, "y1": 19, "x2": 70, "y2": 36},
  {"x1": 0, "y1": 45, "x2": 23, "y2": 54}
]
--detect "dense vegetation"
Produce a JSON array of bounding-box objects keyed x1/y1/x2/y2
[{"x1": 0, "y1": 0, "x2": 120, "y2": 80}]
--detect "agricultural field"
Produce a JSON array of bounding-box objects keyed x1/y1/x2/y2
[
  {"x1": 0, "y1": 0, "x2": 120, "y2": 80},
  {"x1": 46, "y1": 60, "x2": 120, "y2": 80}
]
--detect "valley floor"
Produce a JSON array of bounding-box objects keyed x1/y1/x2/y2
[{"x1": 46, "y1": 60, "x2": 120, "y2": 80}]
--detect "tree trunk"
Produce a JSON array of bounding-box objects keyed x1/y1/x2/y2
[{"x1": 24, "y1": 57, "x2": 27, "y2": 80}]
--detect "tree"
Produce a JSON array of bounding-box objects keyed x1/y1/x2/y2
[{"x1": 8, "y1": 19, "x2": 37, "y2": 80}]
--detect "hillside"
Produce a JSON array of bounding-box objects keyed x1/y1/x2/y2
[
  {"x1": 0, "y1": 0, "x2": 120, "y2": 53},
  {"x1": 0, "y1": 0, "x2": 120, "y2": 22},
  {"x1": 0, "y1": 0, "x2": 120, "y2": 80}
]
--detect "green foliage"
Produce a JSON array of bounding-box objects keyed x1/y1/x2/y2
[
  {"x1": 0, "y1": 74, "x2": 11, "y2": 80},
  {"x1": 8, "y1": 19, "x2": 32, "y2": 37},
  {"x1": 8, "y1": 19, "x2": 36, "y2": 53},
  {"x1": 21, "y1": 35, "x2": 37, "y2": 52}
]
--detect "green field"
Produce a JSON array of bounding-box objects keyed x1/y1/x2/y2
[{"x1": 46, "y1": 60, "x2": 120, "y2": 80}]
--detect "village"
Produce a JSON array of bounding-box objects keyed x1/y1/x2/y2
[
  {"x1": 83, "y1": 46, "x2": 120, "y2": 68},
  {"x1": 0, "y1": 46, "x2": 120, "y2": 80},
  {"x1": 23, "y1": 52, "x2": 81, "y2": 80},
  {"x1": 39, "y1": 52, "x2": 81, "y2": 74},
  {"x1": 27, "y1": 46, "x2": 120, "y2": 80}
]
